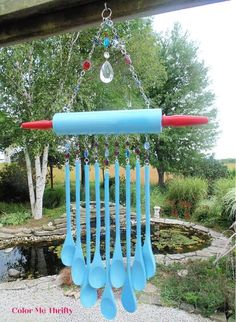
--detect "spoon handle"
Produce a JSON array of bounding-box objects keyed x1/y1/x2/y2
[
  {"x1": 65, "y1": 161, "x2": 72, "y2": 234},
  {"x1": 75, "y1": 159, "x2": 81, "y2": 241},
  {"x1": 126, "y1": 164, "x2": 131, "y2": 270},
  {"x1": 115, "y1": 160, "x2": 120, "y2": 243},
  {"x1": 105, "y1": 170, "x2": 110, "y2": 273},
  {"x1": 136, "y1": 160, "x2": 141, "y2": 243},
  {"x1": 95, "y1": 161, "x2": 101, "y2": 249},
  {"x1": 145, "y1": 164, "x2": 150, "y2": 238},
  {"x1": 85, "y1": 163, "x2": 91, "y2": 266}
]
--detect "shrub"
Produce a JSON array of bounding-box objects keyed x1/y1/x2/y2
[
  {"x1": 166, "y1": 177, "x2": 207, "y2": 218},
  {"x1": 0, "y1": 211, "x2": 30, "y2": 226},
  {"x1": 155, "y1": 257, "x2": 235, "y2": 317},
  {"x1": 221, "y1": 188, "x2": 236, "y2": 227},
  {"x1": 43, "y1": 187, "x2": 65, "y2": 209},
  {"x1": 0, "y1": 163, "x2": 29, "y2": 203},
  {"x1": 213, "y1": 178, "x2": 235, "y2": 200},
  {"x1": 193, "y1": 198, "x2": 221, "y2": 227}
]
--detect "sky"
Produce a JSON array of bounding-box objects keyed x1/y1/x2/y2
[{"x1": 152, "y1": 0, "x2": 236, "y2": 159}]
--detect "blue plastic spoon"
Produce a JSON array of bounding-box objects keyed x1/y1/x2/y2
[
  {"x1": 142, "y1": 163, "x2": 156, "y2": 279},
  {"x1": 89, "y1": 161, "x2": 106, "y2": 288},
  {"x1": 131, "y1": 159, "x2": 146, "y2": 291},
  {"x1": 71, "y1": 158, "x2": 86, "y2": 285},
  {"x1": 110, "y1": 160, "x2": 125, "y2": 288},
  {"x1": 80, "y1": 163, "x2": 97, "y2": 308},
  {"x1": 61, "y1": 160, "x2": 75, "y2": 266},
  {"x1": 101, "y1": 170, "x2": 117, "y2": 320},
  {"x1": 121, "y1": 164, "x2": 137, "y2": 313}
]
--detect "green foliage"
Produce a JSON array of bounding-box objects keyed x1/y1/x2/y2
[
  {"x1": 43, "y1": 187, "x2": 65, "y2": 209},
  {"x1": 193, "y1": 198, "x2": 221, "y2": 227},
  {"x1": 213, "y1": 178, "x2": 235, "y2": 200},
  {"x1": 0, "y1": 202, "x2": 29, "y2": 214},
  {"x1": 0, "y1": 163, "x2": 29, "y2": 202},
  {"x1": 193, "y1": 178, "x2": 235, "y2": 228},
  {"x1": 148, "y1": 23, "x2": 218, "y2": 186},
  {"x1": 150, "y1": 186, "x2": 166, "y2": 212},
  {"x1": 0, "y1": 211, "x2": 30, "y2": 226},
  {"x1": 43, "y1": 205, "x2": 66, "y2": 219},
  {"x1": 181, "y1": 156, "x2": 229, "y2": 194},
  {"x1": 166, "y1": 177, "x2": 207, "y2": 218},
  {"x1": 154, "y1": 258, "x2": 235, "y2": 317},
  {"x1": 222, "y1": 188, "x2": 236, "y2": 226}
]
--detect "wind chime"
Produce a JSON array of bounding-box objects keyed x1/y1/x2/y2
[{"x1": 22, "y1": 3, "x2": 208, "y2": 320}]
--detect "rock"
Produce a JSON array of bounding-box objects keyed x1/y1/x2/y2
[
  {"x1": 22, "y1": 228, "x2": 32, "y2": 234},
  {"x1": 0, "y1": 232, "x2": 15, "y2": 239},
  {"x1": 179, "y1": 302, "x2": 195, "y2": 313},
  {"x1": 177, "y1": 269, "x2": 188, "y2": 277},
  {"x1": 0, "y1": 227, "x2": 23, "y2": 234},
  {"x1": 139, "y1": 293, "x2": 162, "y2": 306},
  {"x1": 34, "y1": 230, "x2": 53, "y2": 236},
  {"x1": 42, "y1": 225, "x2": 56, "y2": 231},
  {"x1": 8, "y1": 268, "x2": 21, "y2": 278},
  {"x1": 55, "y1": 223, "x2": 66, "y2": 229},
  {"x1": 53, "y1": 218, "x2": 66, "y2": 225},
  {"x1": 144, "y1": 283, "x2": 158, "y2": 293},
  {"x1": 52, "y1": 228, "x2": 66, "y2": 235},
  {"x1": 64, "y1": 289, "x2": 80, "y2": 299},
  {"x1": 4, "y1": 247, "x2": 14, "y2": 253},
  {"x1": 210, "y1": 312, "x2": 227, "y2": 322}
]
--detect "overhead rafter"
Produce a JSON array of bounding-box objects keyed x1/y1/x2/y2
[{"x1": 0, "y1": 0, "x2": 227, "y2": 47}]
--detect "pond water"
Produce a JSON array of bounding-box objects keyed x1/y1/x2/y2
[{"x1": 0, "y1": 223, "x2": 211, "y2": 282}]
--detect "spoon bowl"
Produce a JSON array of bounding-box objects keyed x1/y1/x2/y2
[
  {"x1": 110, "y1": 242, "x2": 125, "y2": 288},
  {"x1": 131, "y1": 246, "x2": 146, "y2": 291},
  {"x1": 89, "y1": 252, "x2": 106, "y2": 288},
  {"x1": 121, "y1": 273, "x2": 137, "y2": 313},
  {"x1": 61, "y1": 234, "x2": 75, "y2": 266},
  {"x1": 80, "y1": 272, "x2": 97, "y2": 308},
  {"x1": 101, "y1": 281, "x2": 117, "y2": 320},
  {"x1": 71, "y1": 245, "x2": 86, "y2": 285},
  {"x1": 142, "y1": 239, "x2": 156, "y2": 279}
]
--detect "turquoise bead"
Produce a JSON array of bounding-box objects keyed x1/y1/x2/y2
[{"x1": 103, "y1": 37, "x2": 110, "y2": 48}]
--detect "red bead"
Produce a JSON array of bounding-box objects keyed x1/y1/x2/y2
[
  {"x1": 124, "y1": 55, "x2": 132, "y2": 65},
  {"x1": 83, "y1": 60, "x2": 91, "y2": 71}
]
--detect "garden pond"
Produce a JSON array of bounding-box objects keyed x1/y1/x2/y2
[{"x1": 0, "y1": 222, "x2": 211, "y2": 282}]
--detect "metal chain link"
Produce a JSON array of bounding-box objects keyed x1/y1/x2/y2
[
  {"x1": 110, "y1": 24, "x2": 150, "y2": 109},
  {"x1": 64, "y1": 3, "x2": 151, "y2": 112}
]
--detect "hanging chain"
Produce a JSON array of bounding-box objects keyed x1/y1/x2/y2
[
  {"x1": 83, "y1": 136, "x2": 89, "y2": 164},
  {"x1": 110, "y1": 24, "x2": 150, "y2": 109},
  {"x1": 64, "y1": 2, "x2": 151, "y2": 112},
  {"x1": 104, "y1": 135, "x2": 109, "y2": 167},
  {"x1": 93, "y1": 135, "x2": 99, "y2": 162}
]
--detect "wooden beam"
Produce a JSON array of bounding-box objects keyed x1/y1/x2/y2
[{"x1": 0, "y1": 0, "x2": 227, "y2": 47}]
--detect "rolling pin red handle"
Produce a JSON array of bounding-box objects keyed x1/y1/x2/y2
[
  {"x1": 162, "y1": 115, "x2": 208, "y2": 127},
  {"x1": 21, "y1": 120, "x2": 53, "y2": 129}
]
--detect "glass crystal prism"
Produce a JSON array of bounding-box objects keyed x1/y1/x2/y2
[{"x1": 100, "y1": 61, "x2": 114, "y2": 83}]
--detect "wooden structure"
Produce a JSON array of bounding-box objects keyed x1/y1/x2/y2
[{"x1": 0, "y1": 0, "x2": 227, "y2": 47}]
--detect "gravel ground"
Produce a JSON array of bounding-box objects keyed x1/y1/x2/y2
[{"x1": 0, "y1": 287, "x2": 212, "y2": 322}]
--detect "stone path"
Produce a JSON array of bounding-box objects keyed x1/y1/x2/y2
[{"x1": 0, "y1": 276, "x2": 212, "y2": 322}]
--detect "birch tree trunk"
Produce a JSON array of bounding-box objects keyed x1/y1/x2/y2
[{"x1": 24, "y1": 145, "x2": 49, "y2": 220}]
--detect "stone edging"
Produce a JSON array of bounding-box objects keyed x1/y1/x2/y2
[{"x1": 151, "y1": 218, "x2": 229, "y2": 265}]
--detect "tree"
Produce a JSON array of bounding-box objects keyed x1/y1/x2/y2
[
  {"x1": 0, "y1": 34, "x2": 84, "y2": 219},
  {"x1": 148, "y1": 23, "x2": 218, "y2": 187},
  {"x1": 0, "y1": 19, "x2": 165, "y2": 217}
]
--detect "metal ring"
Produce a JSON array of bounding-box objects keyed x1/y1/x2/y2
[{"x1": 101, "y1": 7, "x2": 112, "y2": 19}]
